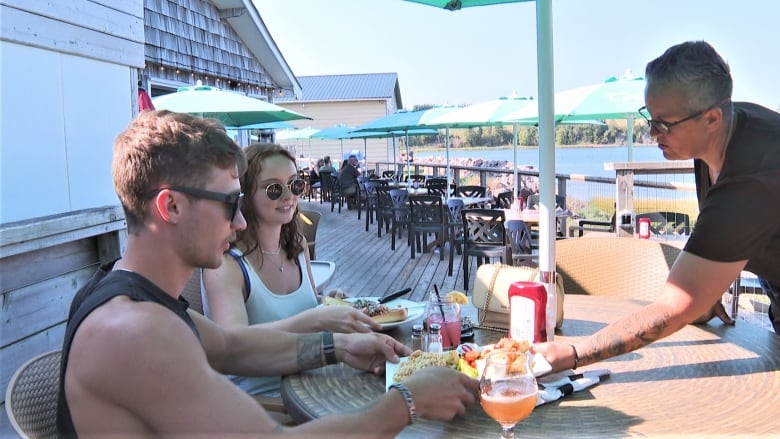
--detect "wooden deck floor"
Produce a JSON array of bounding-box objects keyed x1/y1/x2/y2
[{"x1": 301, "y1": 199, "x2": 478, "y2": 302}]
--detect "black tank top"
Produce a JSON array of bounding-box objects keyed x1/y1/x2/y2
[{"x1": 56, "y1": 261, "x2": 198, "y2": 438}]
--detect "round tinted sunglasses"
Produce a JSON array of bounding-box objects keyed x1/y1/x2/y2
[{"x1": 264, "y1": 178, "x2": 306, "y2": 200}]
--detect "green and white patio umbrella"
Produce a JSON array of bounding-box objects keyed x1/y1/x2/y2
[
  {"x1": 276, "y1": 126, "x2": 321, "y2": 141},
  {"x1": 355, "y1": 106, "x2": 457, "y2": 184},
  {"x1": 501, "y1": 76, "x2": 646, "y2": 160},
  {"x1": 426, "y1": 95, "x2": 535, "y2": 199},
  {"x1": 152, "y1": 81, "x2": 311, "y2": 127},
  {"x1": 275, "y1": 127, "x2": 321, "y2": 158},
  {"x1": 346, "y1": 128, "x2": 439, "y2": 172},
  {"x1": 311, "y1": 124, "x2": 359, "y2": 163},
  {"x1": 231, "y1": 121, "x2": 296, "y2": 130},
  {"x1": 405, "y1": 0, "x2": 525, "y2": 9}
]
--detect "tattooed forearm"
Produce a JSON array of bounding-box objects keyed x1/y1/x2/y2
[
  {"x1": 297, "y1": 333, "x2": 324, "y2": 370},
  {"x1": 583, "y1": 306, "x2": 672, "y2": 364}
]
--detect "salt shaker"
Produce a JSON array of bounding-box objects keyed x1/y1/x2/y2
[
  {"x1": 427, "y1": 323, "x2": 443, "y2": 353},
  {"x1": 411, "y1": 324, "x2": 425, "y2": 352}
]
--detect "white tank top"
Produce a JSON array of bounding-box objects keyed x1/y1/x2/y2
[
  {"x1": 203, "y1": 247, "x2": 319, "y2": 396},
  {"x1": 230, "y1": 248, "x2": 318, "y2": 324}
]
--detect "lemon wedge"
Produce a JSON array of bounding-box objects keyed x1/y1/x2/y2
[
  {"x1": 458, "y1": 358, "x2": 479, "y2": 378},
  {"x1": 446, "y1": 290, "x2": 469, "y2": 305}
]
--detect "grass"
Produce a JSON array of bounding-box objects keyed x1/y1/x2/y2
[{"x1": 567, "y1": 195, "x2": 700, "y2": 225}]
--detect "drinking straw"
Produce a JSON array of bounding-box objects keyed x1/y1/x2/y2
[{"x1": 432, "y1": 284, "x2": 452, "y2": 348}]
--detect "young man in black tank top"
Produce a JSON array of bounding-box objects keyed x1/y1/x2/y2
[{"x1": 57, "y1": 110, "x2": 478, "y2": 437}]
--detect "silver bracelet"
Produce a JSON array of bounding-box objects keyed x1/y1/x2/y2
[{"x1": 389, "y1": 383, "x2": 417, "y2": 424}]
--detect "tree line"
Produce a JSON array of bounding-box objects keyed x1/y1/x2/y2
[
  {"x1": 407, "y1": 121, "x2": 652, "y2": 148},
  {"x1": 407, "y1": 104, "x2": 653, "y2": 148}
]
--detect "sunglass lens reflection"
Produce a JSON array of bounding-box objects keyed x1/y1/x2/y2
[
  {"x1": 291, "y1": 179, "x2": 306, "y2": 195},
  {"x1": 266, "y1": 184, "x2": 283, "y2": 200}
]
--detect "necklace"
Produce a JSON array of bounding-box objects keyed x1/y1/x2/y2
[
  {"x1": 256, "y1": 242, "x2": 284, "y2": 272},
  {"x1": 264, "y1": 253, "x2": 284, "y2": 273},
  {"x1": 261, "y1": 242, "x2": 282, "y2": 255}
]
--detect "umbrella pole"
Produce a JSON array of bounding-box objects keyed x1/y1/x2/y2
[
  {"x1": 363, "y1": 139, "x2": 368, "y2": 174},
  {"x1": 536, "y1": 0, "x2": 557, "y2": 342},
  {"x1": 445, "y1": 127, "x2": 451, "y2": 199},
  {"x1": 626, "y1": 115, "x2": 634, "y2": 161},
  {"x1": 405, "y1": 132, "x2": 411, "y2": 186},
  {"x1": 513, "y1": 124, "x2": 519, "y2": 200},
  {"x1": 392, "y1": 135, "x2": 397, "y2": 176}
]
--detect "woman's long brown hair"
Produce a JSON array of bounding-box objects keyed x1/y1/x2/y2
[{"x1": 236, "y1": 143, "x2": 303, "y2": 266}]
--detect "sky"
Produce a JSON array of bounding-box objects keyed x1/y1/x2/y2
[{"x1": 251, "y1": 0, "x2": 779, "y2": 112}]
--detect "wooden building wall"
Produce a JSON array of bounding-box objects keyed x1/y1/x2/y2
[
  {"x1": 144, "y1": 0, "x2": 276, "y2": 98},
  {"x1": 280, "y1": 100, "x2": 396, "y2": 164},
  {"x1": 0, "y1": 207, "x2": 127, "y2": 433}
]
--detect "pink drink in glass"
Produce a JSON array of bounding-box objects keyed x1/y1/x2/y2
[{"x1": 427, "y1": 311, "x2": 461, "y2": 349}]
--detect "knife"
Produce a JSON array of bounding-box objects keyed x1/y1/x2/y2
[{"x1": 378, "y1": 288, "x2": 412, "y2": 304}]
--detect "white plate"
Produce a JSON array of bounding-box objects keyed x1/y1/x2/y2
[
  {"x1": 345, "y1": 297, "x2": 426, "y2": 331},
  {"x1": 385, "y1": 348, "x2": 552, "y2": 391}
]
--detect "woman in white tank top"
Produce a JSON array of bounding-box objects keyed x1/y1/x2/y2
[{"x1": 202, "y1": 143, "x2": 380, "y2": 396}]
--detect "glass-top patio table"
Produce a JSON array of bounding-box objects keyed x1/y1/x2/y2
[{"x1": 281, "y1": 295, "x2": 780, "y2": 438}]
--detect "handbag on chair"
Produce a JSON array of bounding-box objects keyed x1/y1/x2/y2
[{"x1": 472, "y1": 263, "x2": 565, "y2": 332}]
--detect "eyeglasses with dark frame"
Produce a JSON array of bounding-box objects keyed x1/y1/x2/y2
[
  {"x1": 145, "y1": 186, "x2": 244, "y2": 223},
  {"x1": 264, "y1": 178, "x2": 306, "y2": 200},
  {"x1": 638, "y1": 98, "x2": 729, "y2": 135}
]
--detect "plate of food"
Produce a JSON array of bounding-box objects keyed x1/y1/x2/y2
[
  {"x1": 385, "y1": 338, "x2": 552, "y2": 391},
  {"x1": 322, "y1": 296, "x2": 425, "y2": 330}
]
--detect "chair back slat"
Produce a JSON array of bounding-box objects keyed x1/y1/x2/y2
[
  {"x1": 409, "y1": 194, "x2": 445, "y2": 226},
  {"x1": 425, "y1": 178, "x2": 448, "y2": 197},
  {"x1": 495, "y1": 191, "x2": 514, "y2": 209},
  {"x1": 462, "y1": 209, "x2": 506, "y2": 246},
  {"x1": 456, "y1": 185, "x2": 487, "y2": 198},
  {"x1": 506, "y1": 219, "x2": 533, "y2": 255},
  {"x1": 318, "y1": 171, "x2": 333, "y2": 204},
  {"x1": 460, "y1": 208, "x2": 508, "y2": 289},
  {"x1": 297, "y1": 209, "x2": 322, "y2": 259}
]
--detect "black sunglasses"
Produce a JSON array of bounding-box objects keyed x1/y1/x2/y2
[
  {"x1": 145, "y1": 186, "x2": 244, "y2": 223},
  {"x1": 638, "y1": 98, "x2": 729, "y2": 135},
  {"x1": 264, "y1": 178, "x2": 306, "y2": 200}
]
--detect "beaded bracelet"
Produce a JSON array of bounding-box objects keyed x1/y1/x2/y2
[
  {"x1": 570, "y1": 344, "x2": 579, "y2": 370},
  {"x1": 389, "y1": 383, "x2": 417, "y2": 424}
]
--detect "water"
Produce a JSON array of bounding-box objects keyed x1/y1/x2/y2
[
  {"x1": 415, "y1": 145, "x2": 695, "y2": 202},
  {"x1": 415, "y1": 145, "x2": 668, "y2": 178}
]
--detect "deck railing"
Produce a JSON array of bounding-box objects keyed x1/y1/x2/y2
[{"x1": 374, "y1": 159, "x2": 698, "y2": 238}]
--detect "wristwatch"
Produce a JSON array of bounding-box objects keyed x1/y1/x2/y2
[{"x1": 322, "y1": 331, "x2": 337, "y2": 365}]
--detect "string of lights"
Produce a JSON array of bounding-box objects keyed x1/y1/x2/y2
[{"x1": 144, "y1": 60, "x2": 286, "y2": 97}]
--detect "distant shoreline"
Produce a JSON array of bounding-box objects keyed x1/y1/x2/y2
[{"x1": 414, "y1": 143, "x2": 656, "y2": 153}]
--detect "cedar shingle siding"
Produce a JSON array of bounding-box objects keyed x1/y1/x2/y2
[{"x1": 144, "y1": 0, "x2": 274, "y2": 91}]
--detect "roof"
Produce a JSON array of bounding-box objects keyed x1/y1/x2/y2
[
  {"x1": 208, "y1": 0, "x2": 302, "y2": 98},
  {"x1": 277, "y1": 73, "x2": 402, "y2": 107}
]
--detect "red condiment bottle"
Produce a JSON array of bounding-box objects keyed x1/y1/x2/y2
[
  {"x1": 638, "y1": 217, "x2": 651, "y2": 239},
  {"x1": 508, "y1": 281, "x2": 547, "y2": 343}
]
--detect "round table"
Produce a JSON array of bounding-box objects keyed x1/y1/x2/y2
[{"x1": 281, "y1": 295, "x2": 780, "y2": 438}]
